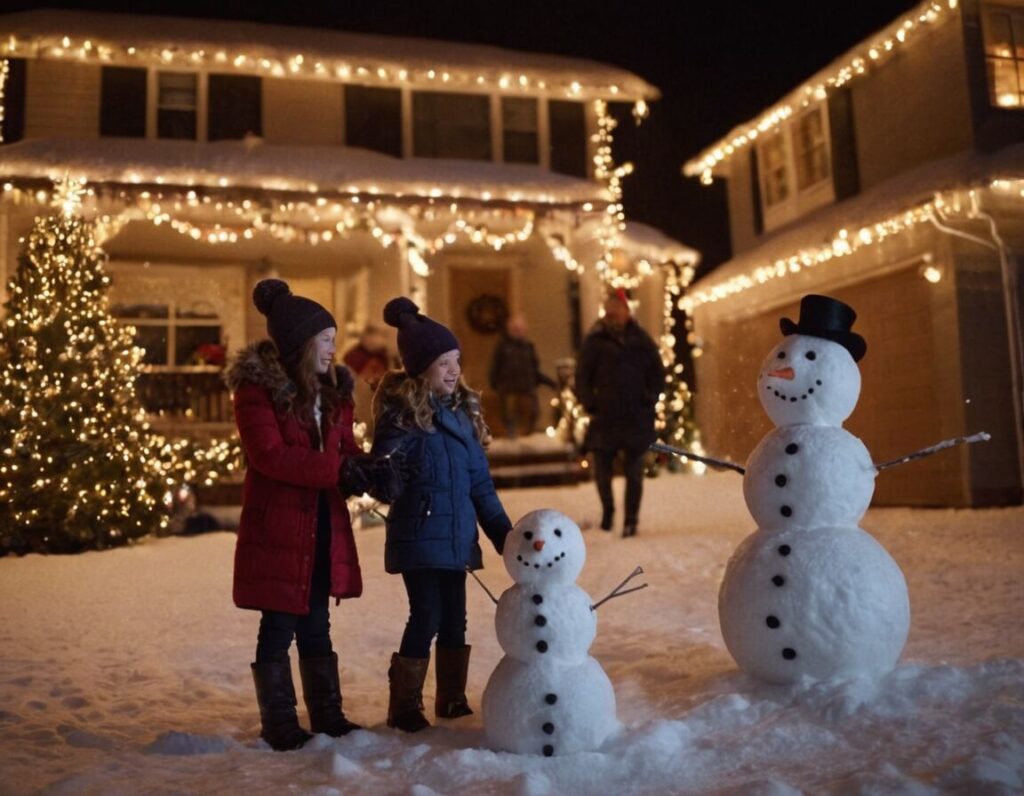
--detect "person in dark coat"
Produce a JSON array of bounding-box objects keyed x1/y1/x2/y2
[
  {"x1": 575, "y1": 289, "x2": 665, "y2": 538},
  {"x1": 371, "y1": 296, "x2": 512, "y2": 733},
  {"x1": 488, "y1": 313, "x2": 556, "y2": 439},
  {"x1": 226, "y1": 279, "x2": 401, "y2": 751}
]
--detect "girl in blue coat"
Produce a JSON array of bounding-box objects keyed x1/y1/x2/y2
[{"x1": 371, "y1": 297, "x2": 512, "y2": 733}]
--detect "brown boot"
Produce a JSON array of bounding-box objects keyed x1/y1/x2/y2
[
  {"x1": 386, "y1": 652, "x2": 431, "y2": 733},
  {"x1": 298, "y1": 652, "x2": 361, "y2": 737},
  {"x1": 251, "y1": 659, "x2": 313, "y2": 751},
  {"x1": 434, "y1": 644, "x2": 473, "y2": 719}
]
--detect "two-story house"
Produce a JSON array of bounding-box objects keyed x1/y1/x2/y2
[
  {"x1": 0, "y1": 9, "x2": 697, "y2": 439},
  {"x1": 682, "y1": 0, "x2": 1023, "y2": 506}
]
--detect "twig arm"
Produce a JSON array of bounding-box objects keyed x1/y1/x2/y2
[
  {"x1": 466, "y1": 566, "x2": 499, "y2": 605},
  {"x1": 649, "y1": 442, "x2": 746, "y2": 475},
  {"x1": 875, "y1": 432, "x2": 990, "y2": 472},
  {"x1": 591, "y1": 566, "x2": 648, "y2": 611}
]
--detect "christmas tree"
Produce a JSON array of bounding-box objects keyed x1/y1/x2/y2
[{"x1": 0, "y1": 180, "x2": 173, "y2": 553}]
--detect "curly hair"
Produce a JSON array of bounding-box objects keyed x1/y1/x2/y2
[{"x1": 372, "y1": 370, "x2": 491, "y2": 447}]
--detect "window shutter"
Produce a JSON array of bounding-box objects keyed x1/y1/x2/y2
[
  {"x1": 100, "y1": 66, "x2": 146, "y2": 138},
  {"x1": 208, "y1": 74, "x2": 262, "y2": 141},
  {"x1": 1, "y1": 58, "x2": 26, "y2": 143},
  {"x1": 344, "y1": 85, "x2": 402, "y2": 157},
  {"x1": 549, "y1": 100, "x2": 587, "y2": 178},
  {"x1": 749, "y1": 147, "x2": 764, "y2": 236},
  {"x1": 827, "y1": 87, "x2": 860, "y2": 201}
]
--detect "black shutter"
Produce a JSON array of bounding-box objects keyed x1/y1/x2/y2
[
  {"x1": 1, "y1": 58, "x2": 26, "y2": 143},
  {"x1": 345, "y1": 85, "x2": 402, "y2": 157},
  {"x1": 749, "y1": 147, "x2": 764, "y2": 236},
  {"x1": 208, "y1": 74, "x2": 261, "y2": 141},
  {"x1": 549, "y1": 100, "x2": 587, "y2": 178},
  {"x1": 100, "y1": 66, "x2": 146, "y2": 138},
  {"x1": 827, "y1": 87, "x2": 860, "y2": 201}
]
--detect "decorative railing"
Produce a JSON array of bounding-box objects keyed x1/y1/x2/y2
[{"x1": 137, "y1": 368, "x2": 232, "y2": 423}]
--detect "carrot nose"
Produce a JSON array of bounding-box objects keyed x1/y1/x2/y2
[
  {"x1": 533, "y1": 540, "x2": 545, "y2": 551},
  {"x1": 768, "y1": 367, "x2": 795, "y2": 380}
]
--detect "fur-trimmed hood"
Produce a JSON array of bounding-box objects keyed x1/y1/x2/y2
[{"x1": 224, "y1": 340, "x2": 354, "y2": 409}]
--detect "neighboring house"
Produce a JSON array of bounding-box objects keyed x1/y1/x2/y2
[
  {"x1": 682, "y1": 0, "x2": 1024, "y2": 506},
  {"x1": 0, "y1": 9, "x2": 697, "y2": 440}
]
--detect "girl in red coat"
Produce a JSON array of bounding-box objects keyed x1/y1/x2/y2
[{"x1": 227, "y1": 279, "x2": 399, "y2": 751}]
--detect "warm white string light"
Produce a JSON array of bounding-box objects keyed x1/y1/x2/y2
[{"x1": 0, "y1": 57, "x2": 8, "y2": 145}]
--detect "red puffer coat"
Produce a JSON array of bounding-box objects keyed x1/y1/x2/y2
[{"x1": 226, "y1": 341, "x2": 363, "y2": 614}]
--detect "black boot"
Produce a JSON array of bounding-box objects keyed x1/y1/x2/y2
[
  {"x1": 387, "y1": 653, "x2": 431, "y2": 733},
  {"x1": 434, "y1": 645, "x2": 473, "y2": 719},
  {"x1": 251, "y1": 659, "x2": 313, "y2": 751},
  {"x1": 299, "y1": 652, "x2": 361, "y2": 737},
  {"x1": 600, "y1": 507, "x2": 614, "y2": 532},
  {"x1": 622, "y1": 519, "x2": 638, "y2": 538}
]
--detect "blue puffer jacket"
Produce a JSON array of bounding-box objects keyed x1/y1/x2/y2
[{"x1": 371, "y1": 391, "x2": 511, "y2": 574}]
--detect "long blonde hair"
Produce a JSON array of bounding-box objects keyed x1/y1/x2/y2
[{"x1": 372, "y1": 370, "x2": 491, "y2": 446}]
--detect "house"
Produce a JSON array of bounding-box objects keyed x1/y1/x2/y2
[
  {"x1": 682, "y1": 0, "x2": 1023, "y2": 506},
  {"x1": 0, "y1": 9, "x2": 698, "y2": 446}
]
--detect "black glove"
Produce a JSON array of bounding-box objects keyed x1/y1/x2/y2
[{"x1": 339, "y1": 453, "x2": 405, "y2": 503}]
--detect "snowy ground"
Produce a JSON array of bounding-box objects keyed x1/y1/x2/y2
[{"x1": 1, "y1": 472, "x2": 1022, "y2": 796}]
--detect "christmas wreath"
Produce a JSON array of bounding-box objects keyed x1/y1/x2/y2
[{"x1": 465, "y1": 293, "x2": 509, "y2": 335}]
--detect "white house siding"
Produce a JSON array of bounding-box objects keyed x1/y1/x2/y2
[
  {"x1": 261, "y1": 78, "x2": 344, "y2": 147},
  {"x1": 726, "y1": 147, "x2": 760, "y2": 257},
  {"x1": 24, "y1": 59, "x2": 101, "y2": 140}
]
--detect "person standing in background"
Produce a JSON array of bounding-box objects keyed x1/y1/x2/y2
[{"x1": 488, "y1": 313, "x2": 556, "y2": 440}]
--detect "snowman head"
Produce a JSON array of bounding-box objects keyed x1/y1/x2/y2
[
  {"x1": 758, "y1": 335, "x2": 861, "y2": 426},
  {"x1": 503, "y1": 509, "x2": 585, "y2": 587}
]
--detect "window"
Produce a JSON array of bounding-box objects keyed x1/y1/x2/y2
[
  {"x1": 549, "y1": 100, "x2": 587, "y2": 178},
  {"x1": 1, "y1": 58, "x2": 26, "y2": 144},
  {"x1": 100, "y1": 66, "x2": 146, "y2": 138},
  {"x1": 758, "y1": 131, "x2": 790, "y2": 206},
  {"x1": 345, "y1": 85, "x2": 402, "y2": 157},
  {"x1": 502, "y1": 97, "x2": 539, "y2": 164},
  {"x1": 413, "y1": 91, "x2": 491, "y2": 160},
  {"x1": 208, "y1": 74, "x2": 261, "y2": 140},
  {"x1": 793, "y1": 109, "x2": 829, "y2": 190},
  {"x1": 157, "y1": 72, "x2": 198, "y2": 139},
  {"x1": 983, "y1": 6, "x2": 1024, "y2": 108},
  {"x1": 113, "y1": 299, "x2": 223, "y2": 369}
]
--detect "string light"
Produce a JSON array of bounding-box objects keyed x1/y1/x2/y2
[
  {"x1": 0, "y1": 57, "x2": 7, "y2": 145},
  {"x1": 684, "y1": 0, "x2": 960, "y2": 181}
]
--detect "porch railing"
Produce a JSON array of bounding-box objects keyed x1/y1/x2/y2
[{"x1": 137, "y1": 369, "x2": 232, "y2": 423}]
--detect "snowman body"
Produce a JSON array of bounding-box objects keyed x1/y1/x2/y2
[
  {"x1": 719, "y1": 333, "x2": 910, "y2": 684},
  {"x1": 482, "y1": 510, "x2": 619, "y2": 756}
]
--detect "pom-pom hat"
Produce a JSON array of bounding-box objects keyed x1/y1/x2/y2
[
  {"x1": 253, "y1": 278, "x2": 336, "y2": 361},
  {"x1": 383, "y1": 297, "x2": 460, "y2": 377}
]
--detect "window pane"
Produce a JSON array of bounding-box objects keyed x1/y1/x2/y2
[
  {"x1": 1, "y1": 58, "x2": 26, "y2": 144},
  {"x1": 988, "y1": 57, "x2": 1021, "y2": 107},
  {"x1": 158, "y1": 73, "x2": 197, "y2": 139},
  {"x1": 760, "y1": 134, "x2": 789, "y2": 206},
  {"x1": 100, "y1": 66, "x2": 146, "y2": 138},
  {"x1": 176, "y1": 326, "x2": 222, "y2": 366},
  {"x1": 134, "y1": 326, "x2": 169, "y2": 366},
  {"x1": 549, "y1": 100, "x2": 587, "y2": 178},
  {"x1": 413, "y1": 92, "x2": 491, "y2": 160},
  {"x1": 502, "y1": 97, "x2": 539, "y2": 164},
  {"x1": 344, "y1": 85, "x2": 402, "y2": 157},
  {"x1": 794, "y1": 109, "x2": 829, "y2": 190},
  {"x1": 1014, "y1": 15, "x2": 1024, "y2": 58},
  {"x1": 208, "y1": 73, "x2": 261, "y2": 141}
]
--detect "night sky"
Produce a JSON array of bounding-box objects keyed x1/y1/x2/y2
[{"x1": 9, "y1": 0, "x2": 921, "y2": 276}]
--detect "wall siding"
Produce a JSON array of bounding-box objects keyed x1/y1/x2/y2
[
  {"x1": 261, "y1": 78, "x2": 344, "y2": 147},
  {"x1": 24, "y1": 60, "x2": 101, "y2": 140}
]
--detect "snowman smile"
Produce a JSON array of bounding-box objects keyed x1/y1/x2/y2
[{"x1": 516, "y1": 550, "x2": 568, "y2": 569}]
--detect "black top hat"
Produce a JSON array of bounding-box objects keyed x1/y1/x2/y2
[{"x1": 779, "y1": 294, "x2": 867, "y2": 362}]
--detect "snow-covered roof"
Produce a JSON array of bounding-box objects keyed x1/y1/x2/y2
[
  {"x1": 618, "y1": 221, "x2": 700, "y2": 266},
  {"x1": 686, "y1": 143, "x2": 1024, "y2": 302},
  {"x1": 0, "y1": 137, "x2": 610, "y2": 208},
  {"x1": 0, "y1": 10, "x2": 659, "y2": 103},
  {"x1": 683, "y1": 0, "x2": 959, "y2": 179}
]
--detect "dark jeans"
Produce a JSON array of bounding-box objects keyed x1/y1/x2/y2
[
  {"x1": 255, "y1": 491, "x2": 333, "y2": 663},
  {"x1": 592, "y1": 447, "x2": 646, "y2": 525},
  {"x1": 499, "y1": 391, "x2": 539, "y2": 439},
  {"x1": 398, "y1": 569, "x2": 467, "y2": 659}
]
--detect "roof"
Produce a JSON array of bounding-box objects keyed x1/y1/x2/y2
[
  {"x1": 0, "y1": 9, "x2": 660, "y2": 103},
  {"x1": 0, "y1": 137, "x2": 610, "y2": 208},
  {"x1": 682, "y1": 0, "x2": 959, "y2": 180},
  {"x1": 684, "y1": 143, "x2": 1024, "y2": 308},
  {"x1": 617, "y1": 221, "x2": 700, "y2": 266}
]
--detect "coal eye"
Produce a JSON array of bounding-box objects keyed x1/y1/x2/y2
[
  {"x1": 806, "y1": 351, "x2": 817, "y2": 360},
  {"x1": 554, "y1": 528, "x2": 562, "y2": 537},
  {"x1": 523, "y1": 531, "x2": 533, "y2": 540},
  {"x1": 777, "y1": 351, "x2": 786, "y2": 359}
]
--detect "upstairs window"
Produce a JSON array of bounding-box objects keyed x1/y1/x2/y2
[
  {"x1": 157, "y1": 72, "x2": 198, "y2": 139},
  {"x1": 983, "y1": 6, "x2": 1024, "y2": 108},
  {"x1": 413, "y1": 91, "x2": 492, "y2": 160},
  {"x1": 208, "y1": 74, "x2": 261, "y2": 140},
  {"x1": 113, "y1": 299, "x2": 223, "y2": 370},
  {"x1": 100, "y1": 66, "x2": 146, "y2": 138},
  {"x1": 549, "y1": 100, "x2": 587, "y2": 178},
  {"x1": 794, "y1": 109, "x2": 829, "y2": 189},
  {"x1": 1, "y1": 58, "x2": 26, "y2": 144},
  {"x1": 502, "y1": 97, "x2": 539, "y2": 164},
  {"x1": 345, "y1": 85, "x2": 402, "y2": 157},
  {"x1": 758, "y1": 131, "x2": 790, "y2": 206}
]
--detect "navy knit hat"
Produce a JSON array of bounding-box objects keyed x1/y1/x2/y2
[
  {"x1": 253, "y1": 278, "x2": 336, "y2": 361},
  {"x1": 383, "y1": 297, "x2": 460, "y2": 377}
]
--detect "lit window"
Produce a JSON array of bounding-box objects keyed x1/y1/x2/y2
[
  {"x1": 794, "y1": 108, "x2": 829, "y2": 190},
  {"x1": 983, "y1": 7, "x2": 1024, "y2": 108},
  {"x1": 157, "y1": 72, "x2": 198, "y2": 139},
  {"x1": 113, "y1": 300, "x2": 223, "y2": 369},
  {"x1": 759, "y1": 132, "x2": 790, "y2": 207}
]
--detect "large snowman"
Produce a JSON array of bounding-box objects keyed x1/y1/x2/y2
[
  {"x1": 718, "y1": 294, "x2": 910, "y2": 684},
  {"x1": 482, "y1": 509, "x2": 620, "y2": 756}
]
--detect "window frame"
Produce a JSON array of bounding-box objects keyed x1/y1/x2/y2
[
  {"x1": 114, "y1": 298, "x2": 224, "y2": 373},
  {"x1": 981, "y1": 3, "x2": 1024, "y2": 109},
  {"x1": 146, "y1": 69, "x2": 208, "y2": 141}
]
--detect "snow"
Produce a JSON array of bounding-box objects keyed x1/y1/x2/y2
[
  {"x1": 1, "y1": 471, "x2": 1022, "y2": 794},
  {"x1": 0, "y1": 138, "x2": 608, "y2": 206}
]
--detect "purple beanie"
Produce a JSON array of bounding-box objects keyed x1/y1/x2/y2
[
  {"x1": 253, "y1": 279, "x2": 336, "y2": 361},
  {"x1": 383, "y1": 297, "x2": 459, "y2": 377}
]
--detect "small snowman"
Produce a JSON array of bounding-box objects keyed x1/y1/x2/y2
[
  {"x1": 481, "y1": 509, "x2": 644, "y2": 756},
  {"x1": 718, "y1": 295, "x2": 911, "y2": 684}
]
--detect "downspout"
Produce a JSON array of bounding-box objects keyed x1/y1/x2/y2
[{"x1": 927, "y1": 191, "x2": 1024, "y2": 494}]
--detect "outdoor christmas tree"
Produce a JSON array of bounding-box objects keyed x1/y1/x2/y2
[{"x1": 0, "y1": 180, "x2": 173, "y2": 553}]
